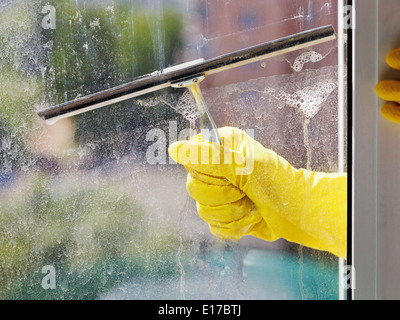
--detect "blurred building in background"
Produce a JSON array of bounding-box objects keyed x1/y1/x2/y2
[{"x1": 182, "y1": 0, "x2": 338, "y2": 87}]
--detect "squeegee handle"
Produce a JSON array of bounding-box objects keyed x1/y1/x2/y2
[
  {"x1": 171, "y1": 75, "x2": 221, "y2": 144},
  {"x1": 189, "y1": 84, "x2": 221, "y2": 144}
]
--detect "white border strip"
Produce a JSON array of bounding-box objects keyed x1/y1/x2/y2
[{"x1": 338, "y1": 0, "x2": 346, "y2": 301}]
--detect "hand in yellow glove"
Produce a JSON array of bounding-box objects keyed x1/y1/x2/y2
[
  {"x1": 376, "y1": 48, "x2": 400, "y2": 123},
  {"x1": 168, "y1": 127, "x2": 347, "y2": 259}
]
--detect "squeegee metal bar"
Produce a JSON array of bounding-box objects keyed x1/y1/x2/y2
[{"x1": 37, "y1": 25, "x2": 336, "y2": 123}]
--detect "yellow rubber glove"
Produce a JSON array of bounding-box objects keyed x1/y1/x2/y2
[
  {"x1": 376, "y1": 48, "x2": 400, "y2": 123},
  {"x1": 168, "y1": 127, "x2": 347, "y2": 259}
]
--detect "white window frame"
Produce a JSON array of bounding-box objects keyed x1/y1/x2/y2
[{"x1": 352, "y1": 0, "x2": 400, "y2": 300}]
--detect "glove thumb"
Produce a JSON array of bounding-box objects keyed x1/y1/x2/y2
[{"x1": 168, "y1": 127, "x2": 255, "y2": 186}]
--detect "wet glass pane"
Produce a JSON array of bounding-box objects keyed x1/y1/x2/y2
[{"x1": 0, "y1": 0, "x2": 345, "y2": 300}]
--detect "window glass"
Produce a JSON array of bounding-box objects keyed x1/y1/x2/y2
[{"x1": 0, "y1": 0, "x2": 344, "y2": 300}]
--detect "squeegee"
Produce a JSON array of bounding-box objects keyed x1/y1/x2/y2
[{"x1": 37, "y1": 25, "x2": 336, "y2": 143}]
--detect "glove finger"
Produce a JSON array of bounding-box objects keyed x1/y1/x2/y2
[
  {"x1": 381, "y1": 101, "x2": 400, "y2": 124},
  {"x1": 186, "y1": 171, "x2": 245, "y2": 206},
  {"x1": 375, "y1": 80, "x2": 400, "y2": 103},
  {"x1": 197, "y1": 196, "x2": 254, "y2": 224},
  {"x1": 197, "y1": 197, "x2": 275, "y2": 241},
  {"x1": 168, "y1": 139, "x2": 245, "y2": 180},
  {"x1": 187, "y1": 166, "x2": 230, "y2": 186},
  {"x1": 387, "y1": 48, "x2": 400, "y2": 70}
]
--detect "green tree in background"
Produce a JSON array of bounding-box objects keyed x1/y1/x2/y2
[
  {"x1": 42, "y1": 0, "x2": 184, "y2": 164},
  {"x1": 0, "y1": 1, "x2": 43, "y2": 182},
  {"x1": 0, "y1": 0, "x2": 187, "y2": 299}
]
